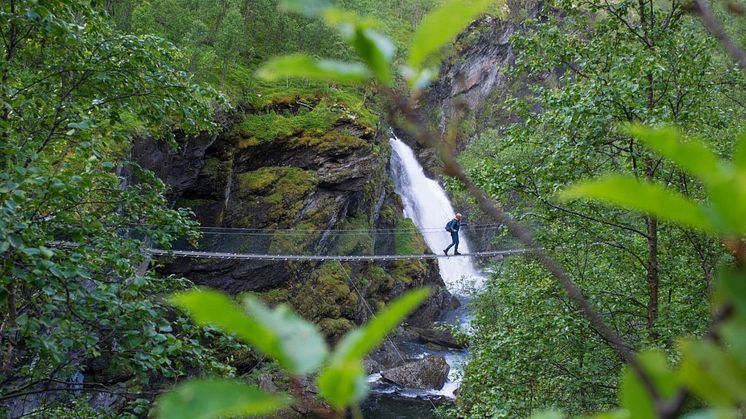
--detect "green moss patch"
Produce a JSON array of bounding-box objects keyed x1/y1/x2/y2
[
  {"x1": 238, "y1": 167, "x2": 317, "y2": 195},
  {"x1": 233, "y1": 167, "x2": 318, "y2": 226},
  {"x1": 235, "y1": 101, "x2": 340, "y2": 144},
  {"x1": 243, "y1": 84, "x2": 378, "y2": 128},
  {"x1": 235, "y1": 85, "x2": 379, "y2": 152},
  {"x1": 329, "y1": 214, "x2": 374, "y2": 256},
  {"x1": 268, "y1": 222, "x2": 322, "y2": 255},
  {"x1": 391, "y1": 259, "x2": 428, "y2": 286},
  {"x1": 291, "y1": 261, "x2": 359, "y2": 340},
  {"x1": 295, "y1": 130, "x2": 368, "y2": 154},
  {"x1": 394, "y1": 218, "x2": 428, "y2": 255}
]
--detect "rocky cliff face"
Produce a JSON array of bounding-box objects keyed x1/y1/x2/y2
[
  {"x1": 134, "y1": 89, "x2": 456, "y2": 341},
  {"x1": 402, "y1": 0, "x2": 542, "y2": 171},
  {"x1": 426, "y1": 16, "x2": 516, "y2": 135}
]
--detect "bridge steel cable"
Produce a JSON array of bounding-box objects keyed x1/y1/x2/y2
[
  {"x1": 52, "y1": 224, "x2": 533, "y2": 261},
  {"x1": 147, "y1": 248, "x2": 533, "y2": 261},
  {"x1": 147, "y1": 224, "x2": 526, "y2": 260}
]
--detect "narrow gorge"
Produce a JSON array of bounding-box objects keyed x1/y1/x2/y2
[
  {"x1": 5, "y1": 0, "x2": 741, "y2": 417},
  {"x1": 125, "y1": 7, "x2": 526, "y2": 416}
]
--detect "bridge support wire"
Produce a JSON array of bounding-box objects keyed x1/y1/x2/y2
[{"x1": 147, "y1": 248, "x2": 533, "y2": 261}]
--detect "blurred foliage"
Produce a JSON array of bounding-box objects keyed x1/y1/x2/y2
[{"x1": 157, "y1": 288, "x2": 429, "y2": 417}]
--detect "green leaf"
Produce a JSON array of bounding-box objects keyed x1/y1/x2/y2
[
  {"x1": 718, "y1": 269, "x2": 746, "y2": 317},
  {"x1": 407, "y1": 0, "x2": 495, "y2": 70},
  {"x1": 679, "y1": 352, "x2": 733, "y2": 407},
  {"x1": 330, "y1": 288, "x2": 430, "y2": 363},
  {"x1": 594, "y1": 410, "x2": 631, "y2": 419},
  {"x1": 680, "y1": 408, "x2": 741, "y2": 419},
  {"x1": 561, "y1": 175, "x2": 715, "y2": 233},
  {"x1": 678, "y1": 339, "x2": 746, "y2": 405},
  {"x1": 316, "y1": 289, "x2": 428, "y2": 409},
  {"x1": 21, "y1": 247, "x2": 40, "y2": 256},
  {"x1": 67, "y1": 119, "x2": 95, "y2": 130},
  {"x1": 39, "y1": 246, "x2": 54, "y2": 259},
  {"x1": 155, "y1": 379, "x2": 290, "y2": 419},
  {"x1": 707, "y1": 176, "x2": 746, "y2": 235},
  {"x1": 243, "y1": 296, "x2": 328, "y2": 375},
  {"x1": 628, "y1": 125, "x2": 725, "y2": 185},
  {"x1": 316, "y1": 359, "x2": 368, "y2": 410},
  {"x1": 720, "y1": 318, "x2": 746, "y2": 372},
  {"x1": 171, "y1": 289, "x2": 327, "y2": 375},
  {"x1": 7, "y1": 234, "x2": 23, "y2": 248},
  {"x1": 620, "y1": 351, "x2": 680, "y2": 419},
  {"x1": 256, "y1": 54, "x2": 371, "y2": 83},
  {"x1": 350, "y1": 28, "x2": 395, "y2": 85},
  {"x1": 319, "y1": 8, "x2": 393, "y2": 84},
  {"x1": 278, "y1": 0, "x2": 331, "y2": 17}
]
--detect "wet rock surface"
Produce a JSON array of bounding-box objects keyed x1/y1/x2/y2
[
  {"x1": 380, "y1": 355, "x2": 451, "y2": 390},
  {"x1": 409, "y1": 326, "x2": 466, "y2": 350}
]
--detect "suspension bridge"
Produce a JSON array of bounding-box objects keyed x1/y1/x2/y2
[{"x1": 147, "y1": 224, "x2": 533, "y2": 262}]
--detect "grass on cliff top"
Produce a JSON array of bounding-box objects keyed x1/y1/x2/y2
[
  {"x1": 235, "y1": 83, "x2": 379, "y2": 144},
  {"x1": 236, "y1": 101, "x2": 341, "y2": 144}
]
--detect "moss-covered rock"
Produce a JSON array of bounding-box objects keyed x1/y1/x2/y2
[
  {"x1": 234, "y1": 88, "x2": 377, "y2": 149},
  {"x1": 155, "y1": 85, "x2": 457, "y2": 353},
  {"x1": 228, "y1": 167, "x2": 318, "y2": 228},
  {"x1": 328, "y1": 215, "x2": 374, "y2": 256},
  {"x1": 394, "y1": 218, "x2": 429, "y2": 255},
  {"x1": 289, "y1": 261, "x2": 358, "y2": 340}
]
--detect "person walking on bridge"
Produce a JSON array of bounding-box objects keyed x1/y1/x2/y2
[{"x1": 444, "y1": 213, "x2": 463, "y2": 256}]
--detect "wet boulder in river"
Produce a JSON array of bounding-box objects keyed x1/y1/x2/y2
[
  {"x1": 409, "y1": 326, "x2": 466, "y2": 350},
  {"x1": 380, "y1": 355, "x2": 450, "y2": 390}
]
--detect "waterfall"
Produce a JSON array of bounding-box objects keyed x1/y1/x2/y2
[
  {"x1": 363, "y1": 135, "x2": 485, "y2": 404},
  {"x1": 389, "y1": 136, "x2": 485, "y2": 292}
]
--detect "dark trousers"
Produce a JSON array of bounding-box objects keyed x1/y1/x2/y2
[{"x1": 445, "y1": 231, "x2": 459, "y2": 252}]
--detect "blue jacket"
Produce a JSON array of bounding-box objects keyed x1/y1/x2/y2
[{"x1": 447, "y1": 219, "x2": 461, "y2": 232}]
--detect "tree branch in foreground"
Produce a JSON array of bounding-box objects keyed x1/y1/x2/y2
[{"x1": 692, "y1": 0, "x2": 746, "y2": 69}]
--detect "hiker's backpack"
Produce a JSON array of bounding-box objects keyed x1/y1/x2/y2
[{"x1": 445, "y1": 220, "x2": 453, "y2": 232}]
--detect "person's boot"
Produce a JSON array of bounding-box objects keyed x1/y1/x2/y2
[
  {"x1": 454, "y1": 250, "x2": 462, "y2": 255},
  {"x1": 443, "y1": 249, "x2": 448, "y2": 256}
]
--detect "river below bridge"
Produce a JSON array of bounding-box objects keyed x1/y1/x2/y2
[{"x1": 359, "y1": 136, "x2": 487, "y2": 417}]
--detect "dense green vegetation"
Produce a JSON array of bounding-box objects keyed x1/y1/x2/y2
[
  {"x1": 0, "y1": 1, "x2": 238, "y2": 416},
  {"x1": 452, "y1": 0, "x2": 746, "y2": 416},
  {"x1": 5, "y1": 0, "x2": 746, "y2": 417},
  {"x1": 105, "y1": 0, "x2": 443, "y2": 97},
  {"x1": 169, "y1": 0, "x2": 746, "y2": 415}
]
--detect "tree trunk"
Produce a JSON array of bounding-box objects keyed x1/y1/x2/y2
[{"x1": 646, "y1": 216, "x2": 659, "y2": 340}]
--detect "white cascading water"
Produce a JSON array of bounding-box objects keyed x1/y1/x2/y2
[
  {"x1": 389, "y1": 136, "x2": 485, "y2": 291},
  {"x1": 388, "y1": 135, "x2": 486, "y2": 398}
]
